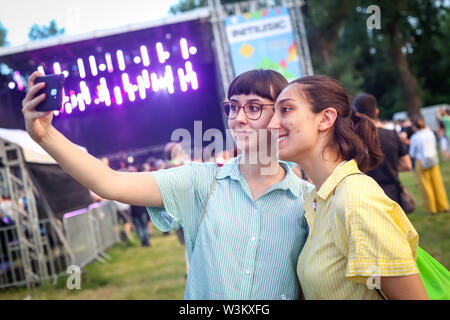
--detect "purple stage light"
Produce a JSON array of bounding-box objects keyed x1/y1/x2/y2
[
  {"x1": 70, "y1": 94, "x2": 78, "y2": 107},
  {"x1": 122, "y1": 73, "x2": 135, "y2": 102},
  {"x1": 65, "y1": 102, "x2": 72, "y2": 114},
  {"x1": 142, "y1": 69, "x2": 150, "y2": 89},
  {"x1": 77, "y1": 93, "x2": 86, "y2": 111},
  {"x1": 8, "y1": 82, "x2": 15, "y2": 89},
  {"x1": 180, "y1": 38, "x2": 189, "y2": 60},
  {"x1": 89, "y1": 55, "x2": 98, "y2": 76},
  {"x1": 77, "y1": 58, "x2": 86, "y2": 78},
  {"x1": 53, "y1": 62, "x2": 61, "y2": 74},
  {"x1": 80, "y1": 81, "x2": 92, "y2": 105},
  {"x1": 177, "y1": 61, "x2": 198, "y2": 91},
  {"x1": 105, "y1": 52, "x2": 114, "y2": 73},
  {"x1": 137, "y1": 75, "x2": 146, "y2": 100},
  {"x1": 14, "y1": 29, "x2": 206, "y2": 115},
  {"x1": 150, "y1": 72, "x2": 159, "y2": 92},
  {"x1": 114, "y1": 86, "x2": 123, "y2": 105},
  {"x1": 164, "y1": 65, "x2": 174, "y2": 94},
  {"x1": 156, "y1": 42, "x2": 170, "y2": 64},
  {"x1": 117, "y1": 50, "x2": 126, "y2": 71},
  {"x1": 140, "y1": 45, "x2": 150, "y2": 66},
  {"x1": 189, "y1": 46, "x2": 197, "y2": 55},
  {"x1": 62, "y1": 88, "x2": 69, "y2": 104},
  {"x1": 100, "y1": 77, "x2": 111, "y2": 106},
  {"x1": 14, "y1": 71, "x2": 23, "y2": 91}
]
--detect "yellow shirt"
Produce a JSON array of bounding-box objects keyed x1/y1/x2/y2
[{"x1": 297, "y1": 160, "x2": 419, "y2": 300}]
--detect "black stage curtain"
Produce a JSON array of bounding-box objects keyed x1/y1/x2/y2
[{"x1": 27, "y1": 163, "x2": 92, "y2": 219}]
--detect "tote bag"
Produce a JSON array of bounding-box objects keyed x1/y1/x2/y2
[{"x1": 416, "y1": 246, "x2": 450, "y2": 300}]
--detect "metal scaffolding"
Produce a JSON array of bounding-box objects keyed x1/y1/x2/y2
[{"x1": 0, "y1": 138, "x2": 48, "y2": 289}]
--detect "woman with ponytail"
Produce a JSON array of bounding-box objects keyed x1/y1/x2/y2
[{"x1": 268, "y1": 75, "x2": 428, "y2": 300}]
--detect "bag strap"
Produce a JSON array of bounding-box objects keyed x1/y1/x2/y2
[
  {"x1": 332, "y1": 172, "x2": 365, "y2": 196},
  {"x1": 333, "y1": 171, "x2": 387, "y2": 300},
  {"x1": 200, "y1": 168, "x2": 220, "y2": 223}
]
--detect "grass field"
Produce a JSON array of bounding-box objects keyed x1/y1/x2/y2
[{"x1": 0, "y1": 160, "x2": 449, "y2": 300}]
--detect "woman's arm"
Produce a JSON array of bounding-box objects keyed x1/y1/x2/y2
[
  {"x1": 381, "y1": 274, "x2": 428, "y2": 300},
  {"x1": 22, "y1": 71, "x2": 163, "y2": 207}
]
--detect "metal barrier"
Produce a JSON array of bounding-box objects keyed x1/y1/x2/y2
[
  {"x1": 0, "y1": 200, "x2": 120, "y2": 289},
  {"x1": 63, "y1": 201, "x2": 120, "y2": 268}
]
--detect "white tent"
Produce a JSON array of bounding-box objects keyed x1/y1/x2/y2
[{"x1": 0, "y1": 127, "x2": 87, "y2": 164}]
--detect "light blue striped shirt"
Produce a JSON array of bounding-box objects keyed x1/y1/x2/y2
[{"x1": 146, "y1": 156, "x2": 314, "y2": 300}]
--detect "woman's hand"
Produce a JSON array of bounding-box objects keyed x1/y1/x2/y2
[{"x1": 22, "y1": 71, "x2": 54, "y2": 142}]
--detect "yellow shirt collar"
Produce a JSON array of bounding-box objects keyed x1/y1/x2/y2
[{"x1": 316, "y1": 160, "x2": 361, "y2": 200}]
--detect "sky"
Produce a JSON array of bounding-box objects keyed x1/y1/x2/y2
[{"x1": 0, "y1": 0, "x2": 181, "y2": 46}]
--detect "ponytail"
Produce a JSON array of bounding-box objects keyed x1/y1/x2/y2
[{"x1": 349, "y1": 110, "x2": 383, "y2": 172}]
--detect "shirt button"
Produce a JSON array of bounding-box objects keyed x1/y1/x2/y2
[
  {"x1": 251, "y1": 237, "x2": 256, "y2": 241},
  {"x1": 246, "y1": 270, "x2": 251, "y2": 274}
]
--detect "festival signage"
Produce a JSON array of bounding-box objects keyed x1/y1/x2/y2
[{"x1": 225, "y1": 7, "x2": 302, "y2": 80}]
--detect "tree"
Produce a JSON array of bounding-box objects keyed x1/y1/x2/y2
[
  {"x1": 28, "y1": 20, "x2": 65, "y2": 41},
  {"x1": 0, "y1": 21, "x2": 8, "y2": 47},
  {"x1": 169, "y1": 0, "x2": 246, "y2": 14},
  {"x1": 170, "y1": 0, "x2": 207, "y2": 14}
]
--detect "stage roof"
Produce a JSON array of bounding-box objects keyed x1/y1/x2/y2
[
  {"x1": 0, "y1": 7, "x2": 210, "y2": 69},
  {"x1": 0, "y1": 128, "x2": 87, "y2": 164}
]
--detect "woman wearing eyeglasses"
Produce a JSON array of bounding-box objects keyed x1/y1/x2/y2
[
  {"x1": 268, "y1": 75, "x2": 428, "y2": 300},
  {"x1": 22, "y1": 69, "x2": 313, "y2": 300}
]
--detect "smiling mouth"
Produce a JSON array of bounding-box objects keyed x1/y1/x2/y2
[{"x1": 276, "y1": 134, "x2": 288, "y2": 143}]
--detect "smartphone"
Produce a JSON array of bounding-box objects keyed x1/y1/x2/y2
[{"x1": 34, "y1": 74, "x2": 65, "y2": 111}]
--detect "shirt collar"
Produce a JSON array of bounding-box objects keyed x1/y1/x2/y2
[
  {"x1": 316, "y1": 160, "x2": 361, "y2": 200},
  {"x1": 216, "y1": 155, "x2": 242, "y2": 181},
  {"x1": 216, "y1": 155, "x2": 301, "y2": 198}
]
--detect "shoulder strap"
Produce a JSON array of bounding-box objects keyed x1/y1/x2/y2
[
  {"x1": 333, "y1": 171, "x2": 387, "y2": 300},
  {"x1": 200, "y1": 168, "x2": 220, "y2": 222},
  {"x1": 332, "y1": 172, "x2": 365, "y2": 196}
]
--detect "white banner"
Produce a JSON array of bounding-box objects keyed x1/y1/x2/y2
[{"x1": 226, "y1": 15, "x2": 293, "y2": 44}]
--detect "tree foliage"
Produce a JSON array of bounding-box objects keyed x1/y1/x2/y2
[
  {"x1": 28, "y1": 20, "x2": 65, "y2": 41},
  {"x1": 0, "y1": 21, "x2": 8, "y2": 47},
  {"x1": 304, "y1": 0, "x2": 450, "y2": 118}
]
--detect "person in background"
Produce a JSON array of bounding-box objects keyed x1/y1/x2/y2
[
  {"x1": 409, "y1": 115, "x2": 449, "y2": 215},
  {"x1": 269, "y1": 75, "x2": 427, "y2": 299},
  {"x1": 353, "y1": 93, "x2": 412, "y2": 207},
  {"x1": 437, "y1": 108, "x2": 450, "y2": 160},
  {"x1": 127, "y1": 165, "x2": 151, "y2": 247},
  {"x1": 438, "y1": 107, "x2": 450, "y2": 141}
]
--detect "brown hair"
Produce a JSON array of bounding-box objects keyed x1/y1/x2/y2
[
  {"x1": 290, "y1": 75, "x2": 383, "y2": 172},
  {"x1": 411, "y1": 115, "x2": 426, "y2": 129},
  {"x1": 227, "y1": 69, "x2": 288, "y2": 101},
  {"x1": 352, "y1": 93, "x2": 378, "y2": 119}
]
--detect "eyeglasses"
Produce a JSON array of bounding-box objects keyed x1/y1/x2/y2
[{"x1": 222, "y1": 101, "x2": 274, "y2": 120}]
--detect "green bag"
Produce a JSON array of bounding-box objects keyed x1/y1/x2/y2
[{"x1": 416, "y1": 246, "x2": 450, "y2": 300}]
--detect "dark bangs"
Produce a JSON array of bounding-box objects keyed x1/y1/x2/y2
[{"x1": 227, "y1": 69, "x2": 288, "y2": 101}]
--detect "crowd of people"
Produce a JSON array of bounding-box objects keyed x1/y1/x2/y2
[{"x1": 18, "y1": 67, "x2": 450, "y2": 300}]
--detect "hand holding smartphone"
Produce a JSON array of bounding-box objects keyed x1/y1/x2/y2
[{"x1": 34, "y1": 74, "x2": 65, "y2": 111}]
